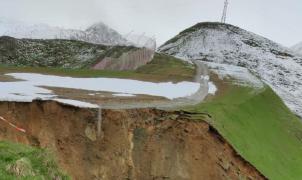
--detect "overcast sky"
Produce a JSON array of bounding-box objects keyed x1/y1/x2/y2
[{"x1": 0, "y1": 0, "x2": 301, "y2": 46}]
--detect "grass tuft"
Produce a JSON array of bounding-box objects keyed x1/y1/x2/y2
[{"x1": 0, "y1": 141, "x2": 69, "y2": 180}]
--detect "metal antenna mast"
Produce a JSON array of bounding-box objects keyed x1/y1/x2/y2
[{"x1": 221, "y1": 0, "x2": 229, "y2": 23}]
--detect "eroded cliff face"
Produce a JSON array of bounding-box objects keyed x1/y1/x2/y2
[{"x1": 0, "y1": 101, "x2": 266, "y2": 180}]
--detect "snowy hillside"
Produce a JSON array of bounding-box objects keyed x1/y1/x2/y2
[
  {"x1": 0, "y1": 18, "x2": 127, "y2": 46},
  {"x1": 204, "y1": 62, "x2": 264, "y2": 89},
  {"x1": 291, "y1": 42, "x2": 302, "y2": 55},
  {"x1": 159, "y1": 22, "x2": 302, "y2": 118}
]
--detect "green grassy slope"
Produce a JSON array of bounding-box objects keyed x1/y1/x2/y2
[
  {"x1": 0, "y1": 53, "x2": 195, "y2": 82},
  {"x1": 0, "y1": 36, "x2": 137, "y2": 69},
  {"x1": 185, "y1": 78, "x2": 302, "y2": 180},
  {"x1": 0, "y1": 141, "x2": 69, "y2": 180},
  {"x1": 135, "y1": 53, "x2": 195, "y2": 81}
]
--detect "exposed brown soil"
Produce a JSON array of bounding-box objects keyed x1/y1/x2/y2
[
  {"x1": 0, "y1": 100, "x2": 266, "y2": 180},
  {"x1": 0, "y1": 74, "x2": 21, "y2": 82}
]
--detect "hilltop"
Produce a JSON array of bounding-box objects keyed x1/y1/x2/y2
[{"x1": 159, "y1": 22, "x2": 302, "y2": 118}]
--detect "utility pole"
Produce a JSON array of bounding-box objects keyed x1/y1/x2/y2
[{"x1": 221, "y1": 0, "x2": 229, "y2": 23}]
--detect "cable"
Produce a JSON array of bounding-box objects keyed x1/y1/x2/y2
[{"x1": 0, "y1": 116, "x2": 26, "y2": 133}]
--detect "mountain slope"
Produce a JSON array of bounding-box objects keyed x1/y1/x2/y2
[
  {"x1": 291, "y1": 42, "x2": 302, "y2": 55},
  {"x1": 185, "y1": 73, "x2": 302, "y2": 180},
  {"x1": 0, "y1": 36, "x2": 136, "y2": 68},
  {"x1": 159, "y1": 22, "x2": 302, "y2": 118},
  {"x1": 0, "y1": 18, "x2": 127, "y2": 46}
]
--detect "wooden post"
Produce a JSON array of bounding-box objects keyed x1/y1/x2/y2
[{"x1": 97, "y1": 106, "x2": 102, "y2": 137}]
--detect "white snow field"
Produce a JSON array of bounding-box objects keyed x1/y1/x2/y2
[
  {"x1": 159, "y1": 22, "x2": 302, "y2": 117},
  {"x1": 53, "y1": 99, "x2": 99, "y2": 108},
  {"x1": 0, "y1": 73, "x2": 200, "y2": 107}
]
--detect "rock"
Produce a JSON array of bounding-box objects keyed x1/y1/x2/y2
[
  {"x1": 85, "y1": 125, "x2": 97, "y2": 141},
  {"x1": 6, "y1": 157, "x2": 35, "y2": 177}
]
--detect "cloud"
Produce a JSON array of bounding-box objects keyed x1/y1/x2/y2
[{"x1": 0, "y1": 0, "x2": 301, "y2": 46}]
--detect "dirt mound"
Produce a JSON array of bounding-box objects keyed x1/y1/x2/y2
[{"x1": 0, "y1": 100, "x2": 266, "y2": 180}]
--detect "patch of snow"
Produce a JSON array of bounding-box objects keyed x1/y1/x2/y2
[
  {"x1": 112, "y1": 93, "x2": 136, "y2": 97},
  {"x1": 208, "y1": 82, "x2": 217, "y2": 95},
  {"x1": 201, "y1": 75, "x2": 210, "y2": 81},
  {"x1": 4, "y1": 73, "x2": 200, "y2": 100},
  {"x1": 53, "y1": 99, "x2": 99, "y2": 108},
  {"x1": 200, "y1": 75, "x2": 217, "y2": 95},
  {"x1": 0, "y1": 81, "x2": 99, "y2": 108},
  {"x1": 0, "y1": 81, "x2": 55, "y2": 102},
  {"x1": 205, "y1": 62, "x2": 264, "y2": 88}
]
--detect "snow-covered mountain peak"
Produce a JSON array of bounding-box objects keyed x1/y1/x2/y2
[
  {"x1": 81, "y1": 22, "x2": 128, "y2": 45},
  {"x1": 0, "y1": 18, "x2": 127, "y2": 46},
  {"x1": 159, "y1": 22, "x2": 302, "y2": 118},
  {"x1": 160, "y1": 22, "x2": 295, "y2": 60}
]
